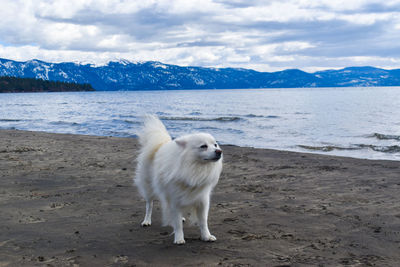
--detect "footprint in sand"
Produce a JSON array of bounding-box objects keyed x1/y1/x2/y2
[{"x1": 18, "y1": 215, "x2": 45, "y2": 224}]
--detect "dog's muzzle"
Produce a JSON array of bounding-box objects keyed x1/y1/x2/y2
[{"x1": 214, "y1": 149, "x2": 222, "y2": 160}]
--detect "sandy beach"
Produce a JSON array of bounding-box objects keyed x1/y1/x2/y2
[{"x1": 1, "y1": 129, "x2": 400, "y2": 266}]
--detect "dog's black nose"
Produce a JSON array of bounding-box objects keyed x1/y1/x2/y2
[{"x1": 215, "y1": 149, "x2": 222, "y2": 157}]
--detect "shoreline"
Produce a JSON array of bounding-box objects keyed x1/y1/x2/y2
[
  {"x1": 1, "y1": 129, "x2": 400, "y2": 266},
  {"x1": 1, "y1": 128, "x2": 399, "y2": 163}
]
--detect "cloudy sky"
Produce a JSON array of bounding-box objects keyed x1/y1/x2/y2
[{"x1": 1, "y1": 0, "x2": 400, "y2": 72}]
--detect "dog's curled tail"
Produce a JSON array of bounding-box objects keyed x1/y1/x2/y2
[{"x1": 137, "y1": 115, "x2": 171, "y2": 159}]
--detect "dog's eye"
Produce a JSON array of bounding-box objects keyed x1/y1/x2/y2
[
  {"x1": 200, "y1": 144, "x2": 208, "y2": 149},
  {"x1": 214, "y1": 144, "x2": 218, "y2": 147}
]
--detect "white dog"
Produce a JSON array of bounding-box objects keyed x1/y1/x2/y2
[{"x1": 134, "y1": 115, "x2": 223, "y2": 244}]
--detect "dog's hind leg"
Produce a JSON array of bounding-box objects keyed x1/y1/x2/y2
[
  {"x1": 141, "y1": 200, "x2": 153, "y2": 226},
  {"x1": 135, "y1": 163, "x2": 154, "y2": 227}
]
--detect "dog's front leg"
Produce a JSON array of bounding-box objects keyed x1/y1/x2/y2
[
  {"x1": 196, "y1": 195, "x2": 216, "y2": 242},
  {"x1": 171, "y1": 208, "x2": 185, "y2": 244}
]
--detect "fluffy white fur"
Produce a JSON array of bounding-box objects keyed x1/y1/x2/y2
[{"x1": 134, "y1": 115, "x2": 223, "y2": 244}]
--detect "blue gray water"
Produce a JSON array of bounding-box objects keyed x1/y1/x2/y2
[{"x1": 1, "y1": 87, "x2": 400, "y2": 160}]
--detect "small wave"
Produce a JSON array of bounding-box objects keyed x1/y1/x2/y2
[
  {"x1": 299, "y1": 144, "x2": 400, "y2": 153},
  {"x1": 245, "y1": 114, "x2": 264, "y2": 118},
  {"x1": 196, "y1": 126, "x2": 219, "y2": 130},
  {"x1": 298, "y1": 145, "x2": 358, "y2": 152},
  {"x1": 160, "y1": 116, "x2": 242, "y2": 122},
  {"x1": 244, "y1": 114, "x2": 279, "y2": 119},
  {"x1": 14, "y1": 104, "x2": 34, "y2": 107},
  {"x1": 266, "y1": 115, "x2": 280, "y2": 119},
  {"x1": 50, "y1": 121, "x2": 80, "y2": 126},
  {"x1": 370, "y1": 133, "x2": 400, "y2": 141},
  {"x1": 356, "y1": 144, "x2": 400, "y2": 153},
  {"x1": 226, "y1": 128, "x2": 245, "y2": 134},
  {"x1": 117, "y1": 115, "x2": 136, "y2": 119},
  {"x1": 123, "y1": 120, "x2": 139, "y2": 125},
  {"x1": 112, "y1": 119, "x2": 140, "y2": 125},
  {"x1": 0, "y1": 119, "x2": 22, "y2": 122}
]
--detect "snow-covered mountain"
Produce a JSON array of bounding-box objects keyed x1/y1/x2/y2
[{"x1": 1, "y1": 58, "x2": 400, "y2": 90}]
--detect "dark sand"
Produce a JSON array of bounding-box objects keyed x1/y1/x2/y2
[{"x1": 1, "y1": 130, "x2": 400, "y2": 266}]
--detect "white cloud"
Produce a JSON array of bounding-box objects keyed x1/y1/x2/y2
[
  {"x1": 0, "y1": 0, "x2": 400, "y2": 72},
  {"x1": 35, "y1": 0, "x2": 89, "y2": 18},
  {"x1": 338, "y1": 12, "x2": 394, "y2": 25}
]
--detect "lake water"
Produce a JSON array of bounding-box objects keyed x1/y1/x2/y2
[{"x1": 1, "y1": 87, "x2": 400, "y2": 160}]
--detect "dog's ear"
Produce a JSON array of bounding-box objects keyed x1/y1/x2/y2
[{"x1": 175, "y1": 137, "x2": 187, "y2": 148}]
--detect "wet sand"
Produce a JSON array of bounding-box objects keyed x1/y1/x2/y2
[{"x1": 1, "y1": 129, "x2": 400, "y2": 266}]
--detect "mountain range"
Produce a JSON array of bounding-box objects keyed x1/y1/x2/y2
[{"x1": 1, "y1": 58, "x2": 400, "y2": 91}]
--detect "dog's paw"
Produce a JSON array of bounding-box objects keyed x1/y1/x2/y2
[
  {"x1": 141, "y1": 220, "x2": 151, "y2": 227},
  {"x1": 174, "y1": 239, "x2": 186, "y2": 245},
  {"x1": 201, "y1": 234, "x2": 217, "y2": 242}
]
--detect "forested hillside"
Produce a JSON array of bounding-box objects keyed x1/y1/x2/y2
[{"x1": 0, "y1": 76, "x2": 94, "y2": 93}]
